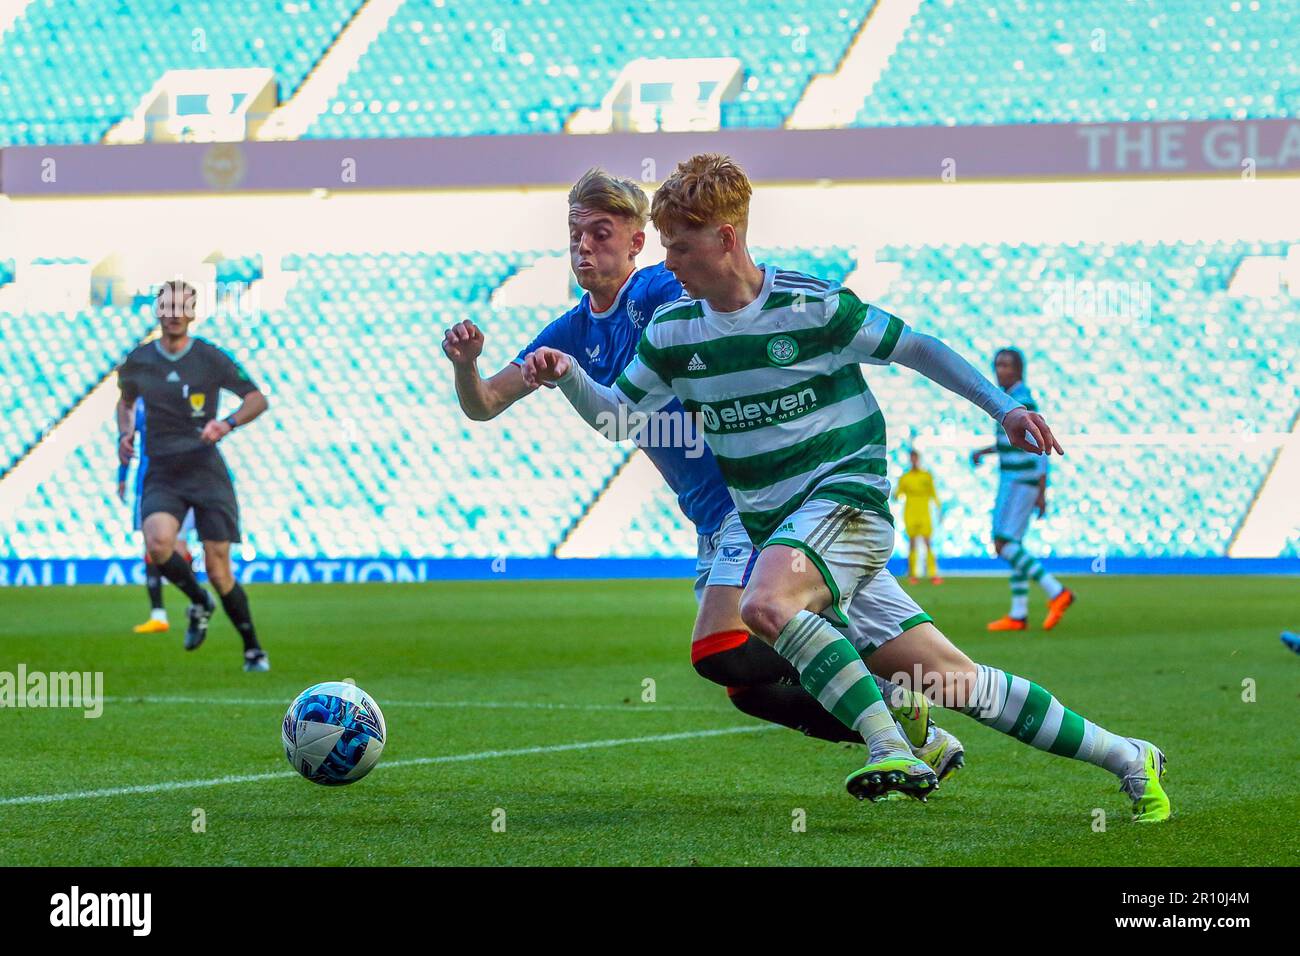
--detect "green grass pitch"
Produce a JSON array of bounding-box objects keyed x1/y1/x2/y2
[{"x1": 1, "y1": 575, "x2": 1296, "y2": 866}]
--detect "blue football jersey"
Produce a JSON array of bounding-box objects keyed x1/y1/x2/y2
[{"x1": 514, "y1": 263, "x2": 734, "y2": 536}]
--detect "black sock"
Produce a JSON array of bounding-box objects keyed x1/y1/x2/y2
[
  {"x1": 729, "y1": 681, "x2": 861, "y2": 745},
  {"x1": 158, "y1": 552, "x2": 207, "y2": 604},
  {"x1": 693, "y1": 633, "x2": 798, "y2": 686},
  {"x1": 145, "y1": 564, "x2": 164, "y2": 611},
  {"x1": 218, "y1": 583, "x2": 261, "y2": 653},
  {"x1": 693, "y1": 634, "x2": 859, "y2": 745}
]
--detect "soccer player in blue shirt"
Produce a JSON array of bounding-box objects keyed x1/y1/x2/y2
[
  {"x1": 443, "y1": 168, "x2": 964, "y2": 781},
  {"x1": 117, "y1": 396, "x2": 194, "y2": 633}
]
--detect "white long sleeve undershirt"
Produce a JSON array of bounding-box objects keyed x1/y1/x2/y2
[
  {"x1": 549, "y1": 327, "x2": 1024, "y2": 443},
  {"x1": 553, "y1": 361, "x2": 642, "y2": 440},
  {"x1": 888, "y1": 328, "x2": 1022, "y2": 423}
]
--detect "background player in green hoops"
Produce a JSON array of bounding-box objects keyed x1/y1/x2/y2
[
  {"x1": 115, "y1": 280, "x2": 271, "y2": 672},
  {"x1": 525, "y1": 154, "x2": 1170, "y2": 820},
  {"x1": 972, "y1": 347, "x2": 1076, "y2": 631}
]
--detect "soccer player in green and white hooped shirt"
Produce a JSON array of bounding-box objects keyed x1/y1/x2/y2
[
  {"x1": 973, "y1": 347, "x2": 1076, "y2": 631},
  {"x1": 524, "y1": 154, "x2": 1170, "y2": 819}
]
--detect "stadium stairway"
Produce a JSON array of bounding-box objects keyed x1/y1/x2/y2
[
  {"x1": 306, "y1": 0, "x2": 871, "y2": 139},
  {"x1": 0, "y1": 364, "x2": 127, "y2": 535},
  {"x1": 258, "y1": 0, "x2": 407, "y2": 141},
  {"x1": 1231, "y1": 405, "x2": 1300, "y2": 558},
  {"x1": 0, "y1": 306, "x2": 152, "y2": 530},
  {"x1": 0, "y1": 0, "x2": 34, "y2": 40},
  {"x1": 788, "y1": 0, "x2": 923, "y2": 130}
]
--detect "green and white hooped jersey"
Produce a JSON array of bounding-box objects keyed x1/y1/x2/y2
[
  {"x1": 996, "y1": 381, "x2": 1047, "y2": 484},
  {"x1": 613, "y1": 265, "x2": 906, "y2": 545}
]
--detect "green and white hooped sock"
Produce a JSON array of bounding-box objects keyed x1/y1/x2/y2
[
  {"x1": 1009, "y1": 568, "x2": 1029, "y2": 619},
  {"x1": 962, "y1": 664, "x2": 1140, "y2": 775},
  {"x1": 1001, "y1": 542, "x2": 1065, "y2": 600},
  {"x1": 775, "y1": 610, "x2": 912, "y2": 761}
]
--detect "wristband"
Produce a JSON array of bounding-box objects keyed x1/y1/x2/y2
[{"x1": 223, "y1": 414, "x2": 239, "y2": 430}]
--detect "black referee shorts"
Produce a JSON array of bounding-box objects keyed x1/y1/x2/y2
[{"x1": 139, "y1": 448, "x2": 241, "y2": 543}]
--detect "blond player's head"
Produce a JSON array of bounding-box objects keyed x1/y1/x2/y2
[
  {"x1": 567, "y1": 167, "x2": 648, "y2": 294},
  {"x1": 650, "y1": 153, "x2": 754, "y2": 300}
]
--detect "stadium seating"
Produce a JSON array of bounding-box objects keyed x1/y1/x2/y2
[
  {"x1": 1, "y1": 250, "x2": 633, "y2": 560},
  {"x1": 600, "y1": 239, "x2": 1300, "y2": 558},
  {"x1": 308, "y1": 0, "x2": 867, "y2": 139},
  {"x1": 5, "y1": 0, "x2": 1294, "y2": 145},
  {"x1": 864, "y1": 238, "x2": 1299, "y2": 558},
  {"x1": 856, "y1": 0, "x2": 1300, "y2": 127},
  {"x1": 3, "y1": 240, "x2": 1295, "y2": 561},
  {"x1": 0, "y1": 0, "x2": 366, "y2": 146},
  {"x1": 0, "y1": 305, "x2": 148, "y2": 473}
]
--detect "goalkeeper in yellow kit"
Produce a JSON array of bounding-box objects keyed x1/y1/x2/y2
[{"x1": 894, "y1": 450, "x2": 943, "y2": 584}]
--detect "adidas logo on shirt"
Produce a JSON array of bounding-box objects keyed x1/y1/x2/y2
[
  {"x1": 687, "y1": 353, "x2": 707, "y2": 372},
  {"x1": 165, "y1": 371, "x2": 180, "y2": 382}
]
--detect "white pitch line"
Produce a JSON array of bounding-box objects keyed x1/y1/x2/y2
[
  {"x1": 101, "y1": 695, "x2": 720, "y2": 713},
  {"x1": 0, "y1": 725, "x2": 775, "y2": 807}
]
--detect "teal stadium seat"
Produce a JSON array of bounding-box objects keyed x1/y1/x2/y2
[
  {"x1": 868, "y1": 238, "x2": 1299, "y2": 558},
  {"x1": 308, "y1": 0, "x2": 868, "y2": 139},
  {"x1": 0, "y1": 0, "x2": 367, "y2": 145},
  {"x1": 0, "y1": 305, "x2": 149, "y2": 473},
  {"x1": 855, "y1": 0, "x2": 1300, "y2": 127}
]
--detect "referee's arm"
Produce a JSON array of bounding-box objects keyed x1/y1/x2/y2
[
  {"x1": 202, "y1": 389, "x2": 268, "y2": 444},
  {"x1": 115, "y1": 372, "x2": 137, "y2": 467}
]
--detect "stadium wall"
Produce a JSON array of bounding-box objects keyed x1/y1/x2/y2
[
  {"x1": 3, "y1": 118, "x2": 1299, "y2": 195},
  {"x1": 1, "y1": 556, "x2": 1297, "y2": 588}
]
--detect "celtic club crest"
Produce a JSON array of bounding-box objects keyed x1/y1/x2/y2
[{"x1": 766, "y1": 334, "x2": 799, "y2": 366}]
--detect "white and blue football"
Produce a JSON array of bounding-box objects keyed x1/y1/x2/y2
[{"x1": 282, "y1": 681, "x2": 387, "y2": 786}]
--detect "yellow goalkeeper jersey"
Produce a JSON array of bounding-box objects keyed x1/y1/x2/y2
[{"x1": 895, "y1": 468, "x2": 939, "y2": 522}]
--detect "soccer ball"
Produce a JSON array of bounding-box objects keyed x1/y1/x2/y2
[{"x1": 282, "y1": 681, "x2": 387, "y2": 786}]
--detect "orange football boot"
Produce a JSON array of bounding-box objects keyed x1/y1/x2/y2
[
  {"x1": 1043, "y1": 589, "x2": 1076, "y2": 630},
  {"x1": 987, "y1": 615, "x2": 1027, "y2": 632}
]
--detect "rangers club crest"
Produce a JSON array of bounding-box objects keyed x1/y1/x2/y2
[{"x1": 626, "y1": 297, "x2": 646, "y2": 327}]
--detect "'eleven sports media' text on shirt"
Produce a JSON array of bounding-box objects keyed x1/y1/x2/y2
[{"x1": 610, "y1": 265, "x2": 1018, "y2": 545}]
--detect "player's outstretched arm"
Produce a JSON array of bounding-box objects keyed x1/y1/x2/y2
[
  {"x1": 890, "y1": 330, "x2": 1063, "y2": 457},
  {"x1": 442, "y1": 319, "x2": 535, "y2": 421},
  {"x1": 521, "y1": 346, "x2": 645, "y2": 442}
]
